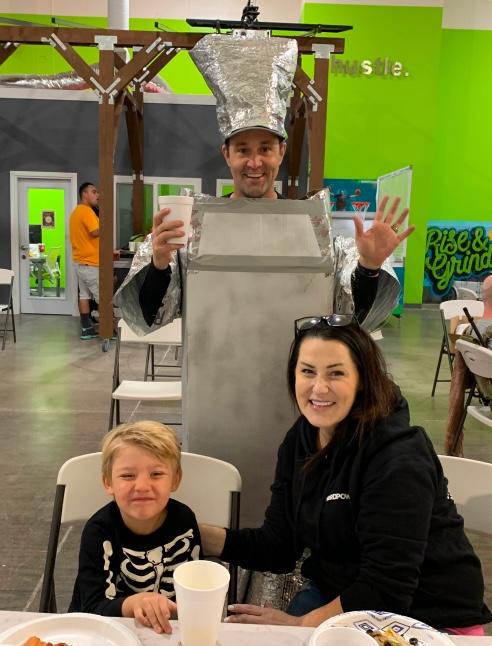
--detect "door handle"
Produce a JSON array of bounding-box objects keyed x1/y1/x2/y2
[{"x1": 20, "y1": 244, "x2": 29, "y2": 251}]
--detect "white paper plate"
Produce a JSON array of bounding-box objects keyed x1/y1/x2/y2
[
  {"x1": 310, "y1": 611, "x2": 455, "y2": 646},
  {"x1": 0, "y1": 613, "x2": 142, "y2": 646}
]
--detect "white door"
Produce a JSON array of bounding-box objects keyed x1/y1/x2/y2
[{"x1": 16, "y1": 176, "x2": 76, "y2": 315}]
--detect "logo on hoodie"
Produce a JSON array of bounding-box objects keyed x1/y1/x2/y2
[{"x1": 325, "y1": 493, "x2": 351, "y2": 502}]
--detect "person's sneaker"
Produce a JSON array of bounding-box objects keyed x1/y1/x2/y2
[{"x1": 80, "y1": 326, "x2": 98, "y2": 340}]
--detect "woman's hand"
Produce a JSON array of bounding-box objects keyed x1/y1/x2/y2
[
  {"x1": 225, "y1": 603, "x2": 302, "y2": 626},
  {"x1": 354, "y1": 195, "x2": 415, "y2": 270}
]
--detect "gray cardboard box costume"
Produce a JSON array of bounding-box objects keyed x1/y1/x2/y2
[{"x1": 115, "y1": 33, "x2": 399, "y2": 526}]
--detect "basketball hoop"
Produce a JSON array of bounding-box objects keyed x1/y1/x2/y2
[{"x1": 351, "y1": 201, "x2": 370, "y2": 215}]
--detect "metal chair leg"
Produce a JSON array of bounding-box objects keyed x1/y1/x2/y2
[
  {"x1": 109, "y1": 397, "x2": 116, "y2": 430},
  {"x1": 450, "y1": 385, "x2": 475, "y2": 455},
  {"x1": 144, "y1": 345, "x2": 151, "y2": 381},
  {"x1": 1, "y1": 309, "x2": 7, "y2": 351},
  {"x1": 11, "y1": 301, "x2": 16, "y2": 343},
  {"x1": 431, "y1": 337, "x2": 445, "y2": 396}
]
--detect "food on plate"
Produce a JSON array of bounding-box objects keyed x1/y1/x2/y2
[
  {"x1": 367, "y1": 627, "x2": 419, "y2": 646},
  {"x1": 23, "y1": 637, "x2": 71, "y2": 646}
]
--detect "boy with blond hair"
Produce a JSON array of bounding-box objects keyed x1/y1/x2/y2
[{"x1": 69, "y1": 421, "x2": 201, "y2": 634}]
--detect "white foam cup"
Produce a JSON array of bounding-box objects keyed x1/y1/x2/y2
[
  {"x1": 309, "y1": 626, "x2": 376, "y2": 646},
  {"x1": 158, "y1": 195, "x2": 194, "y2": 244},
  {"x1": 174, "y1": 560, "x2": 230, "y2": 646}
]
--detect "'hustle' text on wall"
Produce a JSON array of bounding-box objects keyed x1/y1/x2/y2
[{"x1": 331, "y1": 54, "x2": 409, "y2": 78}]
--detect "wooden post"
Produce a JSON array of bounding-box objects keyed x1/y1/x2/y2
[
  {"x1": 287, "y1": 69, "x2": 306, "y2": 199},
  {"x1": 308, "y1": 49, "x2": 330, "y2": 192},
  {"x1": 98, "y1": 47, "x2": 116, "y2": 342},
  {"x1": 126, "y1": 84, "x2": 145, "y2": 235}
]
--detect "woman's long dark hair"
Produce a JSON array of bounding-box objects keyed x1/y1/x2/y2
[{"x1": 287, "y1": 321, "x2": 399, "y2": 460}]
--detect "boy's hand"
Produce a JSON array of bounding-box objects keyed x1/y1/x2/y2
[{"x1": 122, "y1": 592, "x2": 177, "y2": 634}]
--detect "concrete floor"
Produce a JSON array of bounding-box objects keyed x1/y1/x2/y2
[{"x1": 0, "y1": 308, "x2": 490, "y2": 631}]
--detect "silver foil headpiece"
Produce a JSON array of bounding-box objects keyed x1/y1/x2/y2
[{"x1": 190, "y1": 32, "x2": 298, "y2": 141}]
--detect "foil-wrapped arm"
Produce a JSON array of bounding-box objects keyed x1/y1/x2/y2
[
  {"x1": 333, "y1": 235, "x2": 400, "y2": 331},
  {"x1": 114, "y1": 234, "x2": 183, "y2": 335}
]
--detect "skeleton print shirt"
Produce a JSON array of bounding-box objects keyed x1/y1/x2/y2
[{"x1": 69, "y1": 499, "x2": 201, "y2": 616}]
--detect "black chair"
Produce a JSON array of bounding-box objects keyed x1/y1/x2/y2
[{"x1": 0, "y1": 269, "x2": 16, "y2": 350}]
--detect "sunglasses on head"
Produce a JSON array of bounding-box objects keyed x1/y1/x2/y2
[{"x1": 294, "y1": 314, "x2": 358, "y2": 337}]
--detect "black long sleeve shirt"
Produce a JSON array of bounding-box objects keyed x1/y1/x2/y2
[
  {"x1": 69, "y1": 499, "x2": 201, "y2": 616},
  {"x1": 139, "y1": 260, "x2": 379, "y2": 327},
  {"x1": 220, "y1": 403, "x2": 491, "y2": 629}
]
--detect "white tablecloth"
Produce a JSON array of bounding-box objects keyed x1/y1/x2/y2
[{"x1": 0, "y1": 611, "x2": 489, "y2": 645}]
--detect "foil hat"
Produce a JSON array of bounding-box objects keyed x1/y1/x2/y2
[{"x1": 190, "y1": 32, "x2": 298, "y2": 141}]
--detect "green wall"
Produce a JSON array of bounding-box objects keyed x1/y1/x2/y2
[
  {"x1": 430, "y1": 29, "x2": 492, "y2": 219},
  {"x1": 28, "y1": 187, "x2": 66, "y2": 288},
  {"x1": 302, "y1": 4, "x2": 443, "y2": 303}
]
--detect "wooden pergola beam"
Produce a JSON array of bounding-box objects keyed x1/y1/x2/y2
[
  {"x1": 0, "y1": 26, "x2": 345, "y2": 53},
  {"x1": 137, "y1": 48, "x2": 179, "y2": 87},
  {"x1": 308, "y1": 55, "x2": 330, "y2": 191},
  {"x1": 0, "y1": 41, "x2": 18, "y2": 67},
  {"x1": 98, "y1": 48, "x2": 117, "y2": 341},
  {"x1": 0, "y1": 25, "x2": 344, "y2": 341}
]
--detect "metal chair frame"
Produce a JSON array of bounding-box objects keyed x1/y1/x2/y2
[
  {"x1": 431, "y1": 299, "x2": 484, "y2": 396},
  {"x1": 109, "y1": 321, "x2": 182, "y2": 429},
  {"x1": 0, "y1": 269, "x2": 16, "y2": 350}
]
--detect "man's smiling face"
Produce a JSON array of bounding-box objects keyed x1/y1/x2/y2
[{"x1": 222, "y1": 129, "x2": 286, "y2": 199}]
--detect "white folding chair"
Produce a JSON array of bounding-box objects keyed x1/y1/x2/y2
[
  {"x1": 456, "y1": 287, "x2": 478, "y2": 300},
  {"x1": 0, "y1": 268, "x2": 16, "y2": 350},
  {"x1": 431, "y1": 299, "x2": 483, "y2": 396},
  {"x1": 438, "y1": 455, "x2": 492, "y2": 535},
  {"x1": 455, "y1": 339, "x2": 492, "y2": 432},
  {"x1": 39, "y1": 453, "x2": 108, "y2": 612},
  {"x1": 109, "y1": 319, "x2": 182, "y2": 429},
  {"x1": 141, "y1": 318, "x2": 182, "y2": 381},
  {"x1": 175, "y1": 452, "x2": 242, "y2": 605},
  {"x1": 39, "y1": 451, "x2": 242, "y2": 612}
]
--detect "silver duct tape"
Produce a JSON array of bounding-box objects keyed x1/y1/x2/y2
[
  {"x1": 190, "y1": 33, "x2": 297, "y2": 140},
  {"x1": 115, "y1": 188, "x2": 399, "y2": 335},
  {"x1": 0, "y1": 64, "x2": 171, "y2": 92},
  {"x1": 114, "y1": 235, "x2": 182, "y2": 335},
  {"x1": 333, "y1": 234, "x2": 400, "y2": 329},
  {"x1": 188, "y1": 193, "x2": 333, "y2": 272}
]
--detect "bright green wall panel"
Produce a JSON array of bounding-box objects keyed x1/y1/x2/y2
[
  {"x1": 430, "y1": 29, "x2": 492, "y2": 219},
  {"x1": 28, "y1": 188, "x2": 66, "y2": 288},
  {"x1": 303, "y1": 4, "x2": 443, "y2": 303},
  {"x1": 0, "y1": 14, "x2": 211, "y2": 92},
  {"x1": 130, "y1": 19, "x2": 211, "y2": 94},
  {"x1": 0, "y1": 15, "x2": 103, "y2": 74}
]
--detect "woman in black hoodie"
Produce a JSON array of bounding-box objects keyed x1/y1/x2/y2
[{"x1": 200, "y1": 315, "x2": 491, "y2": 634}]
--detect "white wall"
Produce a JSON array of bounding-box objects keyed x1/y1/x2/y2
[
  {"x1": 2, "y1": 0, "x2": 491, "y2": 30},
  {"x1": 442, "y1": 0, "x2": 492, "y2": 29},
  {"x1": 0, "y1": 0, "x2": 303, "y2": 22}
]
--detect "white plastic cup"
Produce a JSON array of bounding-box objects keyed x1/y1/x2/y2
[
  {"x1": 158, "y1": 195, "x2": 194, "y2": 244},
  {"x1": 174, "y1": 560, "x2": 230, "y2": 646},
  {"x1": 309, "y1": 626, "x2": 376, "y2": 646}
]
